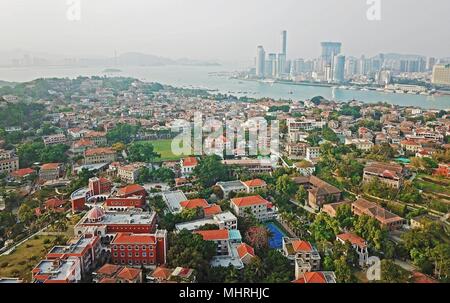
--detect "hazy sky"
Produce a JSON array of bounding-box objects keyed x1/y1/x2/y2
[{"x1": 1, "y1": 0, "x2": 449, "y2": 62}]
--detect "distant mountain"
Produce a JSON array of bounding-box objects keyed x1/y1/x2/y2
[{"x1": 0, "y1": 49, "x2": 220, "y2": 67}]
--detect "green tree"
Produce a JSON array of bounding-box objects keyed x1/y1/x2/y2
[
  {"x1": 194, "y1": 155, "x2": 229, "y2": 188},
  {"x1": 127, "y1": 142, "x2": 160, "y2": 163}
]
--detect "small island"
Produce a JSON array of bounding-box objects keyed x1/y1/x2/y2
[{"x1": 103, "y1": 68, "x2": 122, "y2": 73}]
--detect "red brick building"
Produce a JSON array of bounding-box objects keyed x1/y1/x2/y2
[
  {"x1": 105, "y1": 196, "x2": 146, "y2": 211},
  {"x1": 110, "y1": 230, "x2": 167, "y2": 267}
]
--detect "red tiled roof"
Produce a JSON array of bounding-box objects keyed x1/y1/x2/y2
[
  {"x1": 236, "y1": 243, "x2": 255, "y2": 259},
  {"x1": 337, "y1": 233, "x2": 367, "y2": 248},
  {"x1": 152, "y1": 267, "x2": 173, "y2": 280},
  {"x1": 73, "y1": 139, "x2": 94, "y2": 148},
  {"x1": 85, "y1": 147, "x2": 115, "y2": 156},
  {"x1": 297, "y1": 272, "x2": 327, "y2": 283},
  {"x1": 11, "y1": 168, "x2": 35, "y2": 177},
  {"x1": 231, "y1": 195, "x2": 269, "y2": 207},
  {"x1": 194, "y1": 230, "x2": 229, "y2": 241},
  {"x1": 112, "y1": 233, "x2": 156, "y2": 245},
  {"x1": 203, "y1": 204, "x2": 222, "y2": 216},
  {"x1": 243, "y1": 179, "x2": 267, "y2": 188},
  {"x1": 292, "y1": 240, "x2": 313, "y2": 252},
  {"x1": 182, "y1": 157, "x2": 198, "y2": 167},
  {"x1": 117, "y1": 267, "x2": 141, "y2": 281},
  {"x1": 180, "y1": 199, "x2": 209, "y2": 209},
  {"x1": 96, "y1": 264, "x2": 121, "y2": 276},
  {"x1": 41, "y1": 163, "x2": 61, "y2": 170},
  {"x1": 45, "y1": 198, "x2": 65, "y2": 209},
  {"x1": 117, "y1": 184, "x2": 146, "y2": 196}
]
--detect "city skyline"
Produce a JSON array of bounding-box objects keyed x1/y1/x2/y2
[{"x1": 1, "y1": 0, "x2": 450, "y2": 63}]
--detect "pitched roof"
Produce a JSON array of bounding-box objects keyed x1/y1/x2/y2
[
  {"x1": 203, "y1": 204, "x2": 222, "y2": 216},
  {"x1": 117, "y1": 267, "x2": 141, "y2": 281},
  {"x1": 302, "y1": 272, "x2": 327, "y2": 283},
  {"x1": 231, "y1": 195, "x2": 269, "y2": 207},
  {"x1": 40, "y1": 163, "x2": 61, "y2": 170},
  {"x1": 194, "y1": 229, "x2": 229, "y2": 241},
  {"x1": 243, "y1": 179, "x2": 267, "y2": 188},
  {"x1": 117, "y1": 184, "x2": 146, "y2": 196},
  {"x1": 308, "y1": 176, "x2": 341, "y2": 195},
  {"x1": 337, "y1": 233, "x2": 367, "y2": 248},
  {"x1": 179, "y1": 199, "x2": 209, "y2": 209},
  {"x1": 291, "y1": 240, "x2": 313, "y2": 253},
  {"x1": 11, "y1": 168, "x2": 35, "y2": 177},
  {"x1": 45, "y1": 198, "x2": 65, "y2": 209},
  {"x1": 151, "y1": 267, "x2": 173, "y2": 280},
  {"x1": 182, "y1": 157, "x2": 197, "y2": 167},
  {"x1": 96, "y1": 264, "x2": 121, "y2": 276},
  {"x1": 352, "y1": 198, "x2": 404, "y2": 224},
  {"x1": 236, "y1": 243, "x2": 256, "y2": 259},
  {"x1": 85, "y1": 147, "x2": 115, "y2": 156}
]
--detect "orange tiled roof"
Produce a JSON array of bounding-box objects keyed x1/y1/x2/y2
[
  {"x1": 180, "y1": 199, "x2": 209, "y2": 209},
  {"x1": 117, "y1": 267, "x2": 141, "y2": 281},
  {"x1": 11, "y1": 167, "x2": 35, "y2": 177},
  {"x1": 337, "y1": 233, "x2": 367, "y2": 248},
  {"x1": 194, "y1": 229, "x2": 229, "y2": 241},
  {"x1": 152, "y1": 267, "x2": 173, "y2": 280},
  {"x1": 231, "y1": 195, "x2": 269, "y2": 207},
  {"x1": 292, "y1": 240, "x2": 313, "y2": 252},
  {"x1": 41, "y1": 163, "x2": 61, "y2": 170},
  {"x1": 117, "y1": 184, "x2": 145, "y2": 196},
  {"x1": 299, "y1": 272, "x2": 327, "y2": 283},
  {"x1": 236, "y1": 243, "x2": 255, "y2": 259},
  {"x1": 182, "y1": 157, "x2": 198, "y2": 167},
  {"x1": 85, "y1": 147, "x2": 115, "y2": 156},
  {"x1": 243, "y1": 179, "x2": 267, "y2": 188},
  {"x1": 96, "y1": 264, "x2": 121, "y2": 276},
  {"x1": 203, "y1": 204, "x2": 222, "y2": 216}
]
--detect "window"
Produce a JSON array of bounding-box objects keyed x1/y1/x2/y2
[
  {"x1": 113, "y1": 252, "x2": 118, "y2": 257},
  {"x1": 113, "y1": 245, "x2": 117, "y2": 250},
  {"x1": 135, "y1": 252, "x2": 140, "y2": 257},
  {"x1": 142, "y1": 252, "x2": 147, "y2": 257},
  {"x1": 150, "y1": 252, "x2": 154, "y2": 257},
  {"x1": 135, "y1": 245, "x2": 139, "y2": 250},
  {"x1": 141, "y1": 245, "x2": 146, "y2": 250},
  {"x1": 127, "y1": 245, "x2": 132, "y2": 250},
  {"x1": 128, "y1": 252, "x2": 132, "y2": 257},
  {"x1": 120, "y1": 245, "x2": 125, "y2": 250},
  {"x1": 120, "y1": 252, "x2": 125, "y2": 257}
]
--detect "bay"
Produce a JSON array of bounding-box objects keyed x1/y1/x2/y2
[{"x1": 0, "y1": 65, "x2": 449, "y2": 110}]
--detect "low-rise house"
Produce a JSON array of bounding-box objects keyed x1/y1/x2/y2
[
  {"x1": 216, "y1": 180, "x2": 247, "y2": 198},
  {"x1": 282, "y1": 238, "x2": 321, "y2": 277},
  {"x1": 322, "y1": 201, "x2": 351, "y2": 217},
  {"x1": 175, "y1": 211, "x2": 238, "y2": 231},
  {"x1": 352, "y1": 198, "x2": 406, "y2": 230},
  {"x1": 180, "y1": 157, "x2": 197, "y2": 176},
  {"x1": 292, "y1": 271, "x2": 336, "y2": 284},
  {"x1": 293, "y1": 160, "x2": 315, "y2": 176},
  {"x1": 242, "y1": 179, "x2": 267, "y2": 193},
  {"x1": 39, "y1": 163, "x2": 64, "y2": 181},
  {"x1": 363, "y1": 162, "x2": 405, "y2": 189},
  {"x1": 117, "y1": 163, "x2": 145, "y2": 184},
  {"x1": 84, "y1": 147, "x2": 116, "y2": 165},
  {"x1": 148, "y1": 266, "x2": 196, "y2": 283},
  {"x1": 236, "y1": 243, "x2": 256, "y2": 265},
  {"x1": 336, "y1": 233, "x2": 369, "y2": 267},
  {"x1": 306, "y1": 146, "x2": 320, "y2": 161},
  {"x1": 43, "y1": 133, "x2": 67, "y2": 146},
  {"x1": 305, "y1": 176, "x2": 342, "y2": 209},
  {"x1": 93, "y1": 264, "x2": 142, "y2": 283},
  {"x1": 84, "y1": 131, "x2": 107, "y2": 146},
  {"x1": 345, "y1": 138, "x2": 374, "y2": 151},
  {"x1": 230, "y1": 195, "x2": 277, "y2": 222}
]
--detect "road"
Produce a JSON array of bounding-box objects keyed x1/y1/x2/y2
[{"x1": 0, "y1": 224, "x2": 50, "y2": 256}]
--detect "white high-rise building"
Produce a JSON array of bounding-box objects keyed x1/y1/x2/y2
[
  {"x1": 256, "y1": 46, "x2": 266, "y2": 78},
  {"x1": 432, "y1": 64, "x2": 450, "y2": 86}
]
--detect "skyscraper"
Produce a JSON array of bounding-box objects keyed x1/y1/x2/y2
[
  {"x1": 277, "y1": 53, "x2": 286, "y2": 77},
  {"x1": 281, "y1": 30, "x2": 287, "y2": 55},
  {"x1": 321, "y1": 42, "x2": 342, "y2": 65},
  {"x1": 256, "y1": 46, "x2": 266, "y2": 78},
  {"x1": 268, "y1": 53, "x2": 277, "y2": 78},
  {"x1": 332, "y1": 55, "x2": 346, "y2": 83}
]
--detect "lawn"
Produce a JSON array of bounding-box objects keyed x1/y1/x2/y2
[
  {"x1": 414, "y1": 175, "x2": 450, "y2": 196},
  {"x1": 145, "y1": 139, "x2": 183, "y2": 161},
  {"x1": 0, "y1": 235, "x2": 64, "y2": 282}
]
